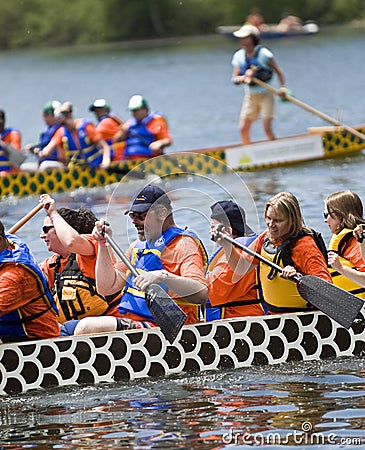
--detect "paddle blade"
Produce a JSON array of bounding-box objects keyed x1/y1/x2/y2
[
  {"x1": 146, "y1": 284, "x2": 187, "y2": 344},
  {"x1": 296, "y1": 275, "x2": 364, "y2": 329},
  {"x1": 3, "y1": 144, "x2": 26, "y2": 168}
]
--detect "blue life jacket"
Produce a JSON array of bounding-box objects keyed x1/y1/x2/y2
[
  {"x1": 118, "y1": 227, "x2": 207, "y2": 321},
  {"x1": 0, "y1": 128, "x2": 20, "y2": 172},
  {"x1": 239, "y1": 45, "x2": 273, "y2": 86},
  {"x1": 39, "y1": 123, "x2": 61, "y2": 161},
  {"x1": 0, "y1": 234, "x2": 59, "y2": 338},
  {"x1": 205, "y1": 234, "x2": 259, "y2": 321},
  {"x1": 124, "y1": 112, "x2": 160, "y2": 158},
  {"x1": 62, "y1": 119, "x2": 103, "y2": 166}
]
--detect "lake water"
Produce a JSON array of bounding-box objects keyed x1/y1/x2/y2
[{"x1": 1, "y1": 25, "x2": 365, "y2": 449}]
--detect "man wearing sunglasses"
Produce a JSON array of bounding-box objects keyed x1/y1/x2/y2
[
  {"x1": 72, "y1": 184, "x2": 208, "y2": 336},
  {"x1": 39, "y1": 194, "x2": 122, "y2": 329}
]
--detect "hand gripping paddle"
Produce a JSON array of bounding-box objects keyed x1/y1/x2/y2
[
  {"x1": 215, "y1": 228, "x2": 364, "y2": 329},
  {"x1": 106, "y1": 234, "x2": 187, "y2": 343}
]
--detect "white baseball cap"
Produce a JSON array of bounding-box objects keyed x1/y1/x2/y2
[{"x1": 233, "y1": 25, "x2": 260, "y2": 39}]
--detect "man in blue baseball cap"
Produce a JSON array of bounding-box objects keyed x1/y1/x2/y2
[{"x1": 72, "y1": 185, "x2": 208, "y2": 337}]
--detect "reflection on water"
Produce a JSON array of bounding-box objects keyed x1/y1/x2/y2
[{"x1": 1, "y1": 358, "x2": 365, "y2": 448}]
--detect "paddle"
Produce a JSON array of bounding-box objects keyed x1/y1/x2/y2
[
  {"x1": 105, "y1": 234, "x2": 187, "y2": 343},
  {"x1": 215, "y1": 227, "x2": 364, "y2": 329},
  {"x1": 8, "y1": 204, "x2": 43, "y2": 234},
  {"x1": 0, "y1": 138, "x2": 26, "y2": 168},
  {"x1": 250, "y1": 77, "x2": 365, "y2": 142}
]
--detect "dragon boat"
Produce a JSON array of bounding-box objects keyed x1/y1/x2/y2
[
  {"x1": 1, "y1": 125, "x2": 364, "y2": 199},
  {"x1": 1, "y1": 307, "x2": 365, "y2": 396}
]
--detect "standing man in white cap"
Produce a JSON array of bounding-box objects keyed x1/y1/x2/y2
[
  {"x1": 89, "y1": 99, "x2": 125, "y2": 161},
  {"x1": 231, "y1": 25, "x2": 287, "y2": 145},
  {"x1": 115, "y1": 95, "x2": 172, "y2": 159}
]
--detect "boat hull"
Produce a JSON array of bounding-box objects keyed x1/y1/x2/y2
[
  {"x1": 1, "y1": 125, "x2": 364, "y2": 199},
  {"x1": 216, "y1": 24, "x2": 319, "y2": 40},
  {"x1": 1, "y1": 308, "x2": 365, "y2": 396}
]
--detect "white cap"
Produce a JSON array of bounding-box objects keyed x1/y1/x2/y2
[
  {"x1": 233, "y1": 25, "x2": 260, "y2": 39},
  {"x1": 128, "y1": 95, "x2": 148, "y2": 111},
  {"x1": 89, "y1": 98, "x2": 111, "y2": 111}
]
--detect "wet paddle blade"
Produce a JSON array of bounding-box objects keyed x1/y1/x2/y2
[
  {"x1": 296, "y1": 275, "x2": 364, "y2": 329},
  {"x1": 146, "y1": 283, "x2": 187, "y2": 344}
]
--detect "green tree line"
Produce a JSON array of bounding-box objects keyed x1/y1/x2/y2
[{"x1": 1, "y1": 0, "x2": 364, "y2": 50}]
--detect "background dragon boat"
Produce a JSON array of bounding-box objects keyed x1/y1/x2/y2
[
  {"x1": 1, "y1": 307, "x2": 364, "y2": 396},
  {"x1": 1, "y1": 124, "x2": 364, "y2": 199}
]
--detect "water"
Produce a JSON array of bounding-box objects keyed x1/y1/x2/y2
[{"x1": 1, "y1": 25, "x2": 365, "y2": 448}]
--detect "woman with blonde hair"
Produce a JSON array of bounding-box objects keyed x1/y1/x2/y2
[
  {"x1": 211, "y1": 192, "x2": 331, "y2": 313},
  {"x1": 325, "y1": 190, "x2": 365, "y2": 297}
]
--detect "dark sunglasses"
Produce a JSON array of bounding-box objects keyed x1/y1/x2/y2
[
  {"x1": 42, "y1": 225, "x2": 55, "y2": 234},
  {"x1": 323, "y1": 212, "x2": 330, "y2": 219},
  {"x1": 129, "y1": 211, "x2": 148, "y2": 221}
]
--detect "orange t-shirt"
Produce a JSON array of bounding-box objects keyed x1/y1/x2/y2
[
  {"x1": 115, "y1": 235, "x2": 207, "y2": 324},
  {"x1": 207, "y1": 247, "x2": 264, "y2": 318},
  {"x1": 147, "y1": 115, "x2": 171, "y2": 142},
  {"x1": 3, "y1": 129, "x2": 21, "y2": 150},
  {"x1": 0, "y1": 263, "x2": 60, "y2": 340},
  {"x1": 342, "y1": 235, "x2": 365, "y2": 271},
  {"x1": 254, "y1": 232, "x2": 332, "y2": 282},
  {"x1": 2, "y1": 129, "x2": 22, "y2": 173},
  {"x1": 96, "y1": 116, "x2": 125, "y2": 160}
]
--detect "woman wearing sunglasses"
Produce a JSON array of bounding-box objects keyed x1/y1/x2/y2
[
  {"x1": 325, "y1": 190, "x2": 365, "y2": 298},
  {"x1": 39, "y1": 194, "x2": 122, "y2": 330}
]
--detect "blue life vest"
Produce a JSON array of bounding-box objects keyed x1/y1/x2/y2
[
  {"x1": 39, "y1": 123, "x2": 61, "y2": 162},
  {"x1": 62, "y1": 119, "x2": 103, "y2": 166},
  {"x1": 239, "y1": 45, "x2": 273, "y2": 86},
  {"x1": 118, "y1": 227, "x2": 207, "y2": 321},
  {"x1": 205, "y1": 234, "x2": 258, "y2": 321},
  {"x1": 0, "y1": 234, "x2": 59, "y2": 338},
  {"x1": 124, "y1": 112, "x2": 160, "y2": 158},
  {"x1": 0, "y1": 128, "x2": 20, "y2": 172}
]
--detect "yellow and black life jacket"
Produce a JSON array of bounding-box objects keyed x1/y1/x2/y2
[
  {"x1": 328, "y1": 228, "x2": 365, "y2": 298},
  {"x1": 53, "y1": 253, "x2": 121, "y2": 323}
]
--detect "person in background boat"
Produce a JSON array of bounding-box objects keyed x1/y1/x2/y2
[
  {"x1": 38, "y1": 101, "x2": 111, "y2": 168},
  {"x1": 276, "y1": 15, "x2": 303, "y2": 32},
  {"x1": 22, "y1": 100, "x2": 64, "y2": 171},
  {"x1": 39, "y1": 194, "x2": 122, "y2": 330},
  {"x1": 114, "y1": 95, "x2": 172, "y2": 159},
  {"x1": 325, "y1": 191, "x2": 365, "y2": 297},
  {"x1": 0, "y1": 109, "x2": 22, "y2": 174},
  {"x1": 0, "y1": 220, "x2": 60, "y2": 343},
  {"x1": 89, "y1": 98, "x2": 125, "y2": 161},
  {"x1": 245, "y1": 8, "x2": 267, "y2": 31},
  {"x1": 211, "y1": 192, "x2": 332, "y2": 314},
  {"x1": 231, "y1": 25, "x2": 287, "y2": 145},
  {"x1": 205, "y1": 200, "x2": 265, "y2": 321},
  {"x1": 73, "y1": 184, "x2": 208, "y2": 336}
]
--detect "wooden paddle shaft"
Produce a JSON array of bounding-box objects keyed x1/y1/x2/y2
[
  {"x1": 251, "y1": 77, "x2": 365, "y2": 142},
  {"x1": 106, "y1": 234, "x2": 139, "y2": 277},
  {"x1": 8, "y1": 203, "x2": 43, "y2": 234}
]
